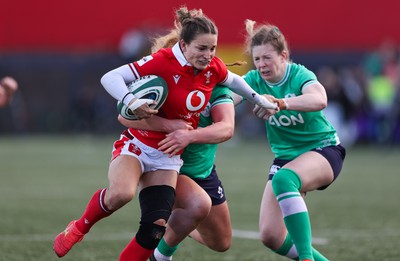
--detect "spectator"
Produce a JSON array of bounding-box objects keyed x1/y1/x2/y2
[{"x1": 0, "y1": 76, "x2": 18, "y2": 107}]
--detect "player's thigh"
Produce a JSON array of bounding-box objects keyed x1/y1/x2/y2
[
  {"x1": 284, "y1": 151, "x2": 333, "y2": 191},
  {"x1": 140, "y1": 169, "x2": 178, "y2": 189},
  {"x1": 108, "y1": 155, "x2": 142, "y2": 194},
  {"x1": 174, "y1": 175, "x2": 211, "y2": 211}
]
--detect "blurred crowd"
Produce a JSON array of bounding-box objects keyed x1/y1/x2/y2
[
  {"x1": 237, "y1": 40, "x2": 400, "y2": 147},
  {"x1": 321, "y1": 40, "x2": 400, "y2": 146},
  {"x1": 1, "y1": 41, "x2": 400, "y2": 147}
]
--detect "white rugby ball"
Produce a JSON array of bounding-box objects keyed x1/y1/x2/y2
[{"x1": 117, "y1": 75, "x2": 168, "y2": 120}]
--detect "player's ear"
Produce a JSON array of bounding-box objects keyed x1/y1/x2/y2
[
  {"x1": 180, "y1": 39, "x2": 187, "y2": 52},
  {"x1": 281, "y1": 50, "x2": 288, "y2": 61}
]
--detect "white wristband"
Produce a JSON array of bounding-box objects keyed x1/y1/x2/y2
[
  {"x1": 122, "y1": 93, "x2": 136, "y2": 106},
  {"x1": 128, "y1": 98, "x2": 154, "y2": 112},
  {"x1": 283, "y1": 98, "x2": 289, "y2": 110}
]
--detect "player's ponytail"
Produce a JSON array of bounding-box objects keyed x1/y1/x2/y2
[
  {"x1": 151, "y1": 6, "x2": 217, "y2": 53},
  {"x1": 244, "y1": 19, "x2": 289, "y2": 60},
  {"x1": 225, "y1": 61, "x2": 247, "y2": 67}
]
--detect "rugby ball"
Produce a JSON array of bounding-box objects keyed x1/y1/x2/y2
[{"x1": 117, "y1": 75, "x2": 168, "y2": 120}]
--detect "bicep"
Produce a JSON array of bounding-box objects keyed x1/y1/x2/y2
[
  {"x1": 302, "y1": 82, "x2": 327, "y2": 100},
  {"x1": 211, "y1": 103, "x2": 235, "y2": 126}
]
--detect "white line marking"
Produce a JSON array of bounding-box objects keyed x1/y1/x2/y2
[
  {"x1": 232, "y1": 229, "x2": 328, "y2": 245},
  {"x1": 0, "y1": 230, "x2": 328, "y2": 245}
]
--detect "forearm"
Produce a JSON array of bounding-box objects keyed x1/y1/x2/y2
[
  {"x1": 118, "y1": 115, "x2": 171, "y2": 132},
  {"x1": 276, "y1": 83, "x2": 327, "y2": 112},
  {"x1": 189, "y1": 121, "x2": 234, "y2": 144},
  {"x1": 100, "y1": 65, "x2": 137, "y2": 106},
  {"x1": 118, "y1": 115, "x2": 193, "y2": 133},
  {"x1": 279, "y1": 93, "x2": 327, "y2": 111},
  {"x1": 222, "y1": 71, "x2": 257, "y2": 103},
  {"x1": 223, "y1": 71, "x2": 277, "y2": 109}
]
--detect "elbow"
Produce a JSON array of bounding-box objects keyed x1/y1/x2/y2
[
  {"x1": 311, "y1": 95, "x2": 327, "y2": 110},
  {"x1": 117, "y1": 114, "x2": 124, "y2": 124},
  {"x1": 316, "y1": 91, "x2": 328, "y2": 110},
  {"x1": 100, "y1": 73, "x2": 109, "y2": 87},
  {"x1": 228, "y1": 127, "x2": 235, "y2": 140},
  {"x1": 317, "y1": 99, "x2": 327, "y2": 110},
  {"x1": 222, "y1": 127, "x2": 235, "y2": 142}
]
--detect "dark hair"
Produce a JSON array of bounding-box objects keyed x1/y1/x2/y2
[
  {"x1": 152, "y1": 6, "x2": 218, "y2": 53},
  {"x1": 177, "y1": 7, "x2": 218, "y2": 44}
]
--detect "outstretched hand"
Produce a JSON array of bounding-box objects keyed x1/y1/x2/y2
[
  {"x1": 255, "y1": 94, "x2": 278, "y2": 110},
  {"x1": 253, "y1": 95, "x2": 279, "y2": 120}
]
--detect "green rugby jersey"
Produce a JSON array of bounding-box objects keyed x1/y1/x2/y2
[
  {"x1": 244, "y1": 63, "x2": 340, "y2": 160},
  {"x1": 180, "y1": 86, "x2": 234, "y2": 179}
]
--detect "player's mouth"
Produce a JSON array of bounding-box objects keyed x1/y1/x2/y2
[
  {"x1": 198, "y1": 60, "x2": 210, "y2": 67},
  {"x1": 260, "y1": 70, "x2": 271, "y2": 78}
]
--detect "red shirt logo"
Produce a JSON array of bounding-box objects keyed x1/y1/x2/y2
[{"x1": 186, "y1": 90, "x2": 206, "y2": 111}]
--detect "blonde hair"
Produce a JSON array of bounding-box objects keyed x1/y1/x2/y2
[
  {"x1": 151, "y1": 6, "x2": 217, "y2": 53},
  {"x1": 244, "y1": 19, "x2": 289, "y2": 59}
]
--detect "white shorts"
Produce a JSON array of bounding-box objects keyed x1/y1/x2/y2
[{"x1": 111, "y1": 131, "x2": 183, "y2": 174}]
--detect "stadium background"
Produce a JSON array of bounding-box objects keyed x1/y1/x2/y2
[
  {"x1": 1, "y1": 0, "x2": 400, "y2": 145},
  {"x1": 1, "y1": 2, "x2": 400, "y2": 260}
]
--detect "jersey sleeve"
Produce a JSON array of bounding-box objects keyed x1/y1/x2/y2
[
  {"x1": 296, "y1": 64, "x2": 318, "y2": 92},
  {"x1": 210, "y1": 85, "x2": 234, "y2": 108},
  {"x1": 130, "y1": 50, "x2": 169, "y2": 78}
]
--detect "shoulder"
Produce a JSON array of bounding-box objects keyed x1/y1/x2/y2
[
  {"x1": 243, "y1": 69, "x2": 260, "y2": 80},
  {"x1": 210, "y1": 56, "x2": 228, "y2": 74},
  {"x1": 210, "y1": 85, "x2": 233, "y2": 103},
  {"x1": 150, "y1": 48, "x2": 175, "y2": 61},
  {"x1": 211, "y1": 56, "x2": 225, "y2": 67},
  {"x1": 289, "y1": 63, "x2": 317, "y2": 89},
  {"x1": 290, "y1": 63, "x2": 316, "y2": 79},
  {"x1": 133, "y1": 48, "x2": 177, "y2": 75},
  {"x1": 243, "y1": 69, "x2": 263, "y2": 91}
]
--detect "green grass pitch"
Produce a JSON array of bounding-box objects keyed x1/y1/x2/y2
[{"x1": 0, "y1": 135, "x2": 399, "y2": 260}]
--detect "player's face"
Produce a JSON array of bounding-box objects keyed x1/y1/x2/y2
[
  {"x1": 252, "y1": 43, "x2": 287, "y2": 83},
  {"x1": 181, "y1": 33, "x2": 218, "y2": 71}
]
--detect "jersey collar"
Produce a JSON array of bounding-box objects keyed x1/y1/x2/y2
[
  {"x1": 172, "y1": 42, "x2": 192, "y2": 67},
  {"x1": 265, "y1": 62, "x2": 291, "y2": 87}
]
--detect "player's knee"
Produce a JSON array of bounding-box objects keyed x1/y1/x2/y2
[
  {"x1": 136, "y1": 185, "x2": 176, "y2": 249},
  {"x1": 208, "y1": 237, "x2": 231, "y2": 252},
  {"x1": 136, "y1": 223, "x2": 166, "y2": 249},
  {"x1": 105, "y1": 188, "x2": 135, "y2": 210},
  {"x1": 259, "y1": 225, "x2": 282, "y2": 250},
  {"x1": 186, "y1": 196, "x2": 212, "y2": 223},
  {"x1": 260, "y1": 231, "x2": 281, "y2": 250},
  {"x1": 271, "y1": 168, "x2": 301, "y2": 196},
  {"x1": 139, "y1": 185, "x2": 175, "y2": 224}
]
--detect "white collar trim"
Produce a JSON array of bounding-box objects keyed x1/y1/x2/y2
[{"x1": 172, "y1": 42, "x2": 192, "y2": 67}]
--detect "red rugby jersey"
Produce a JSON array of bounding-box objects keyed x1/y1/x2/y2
[{"x1": 127, "y1": 43, "x2": 228, "y2": 149}]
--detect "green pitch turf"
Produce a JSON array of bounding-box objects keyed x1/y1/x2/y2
[{"x1": 0, "y1": 135, "x2": 399, "y2": 260}]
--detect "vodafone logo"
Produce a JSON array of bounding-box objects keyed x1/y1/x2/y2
[{"x1": 186, "y1": 90, "x2": 206, "y2": 111}]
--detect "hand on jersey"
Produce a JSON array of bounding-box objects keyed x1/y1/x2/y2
[
  {"x1": 158, "y1": 129, "x2": 194, "y2": 157},
  {"x1": 254, "y1": 94, "x2": 278, "y2": 110},
  {"x1": 162, "y1": 119, "x2": 193, "y2": 133},
  {"x1": 127, "y1": 98, "x2": 158, "y2": 120},
  {"x1": 253, "y1": 95, "x2": 279, "y2": 120}
]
